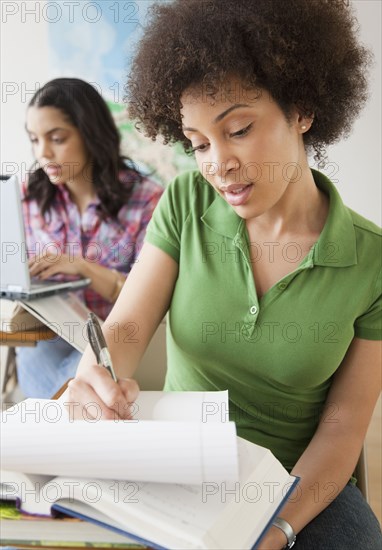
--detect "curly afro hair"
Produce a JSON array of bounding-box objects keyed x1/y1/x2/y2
[{"x1": 126, "y1": 0, "x2": 372, "y2": 162}]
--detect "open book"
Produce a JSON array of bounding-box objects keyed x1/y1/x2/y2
[
  {"x1": 14, "y1": 291, "x2": 92, "y2": 352},
  {"x1": 1, "y1": 392, "x2": 298, "y2": 549},
  {"x1": 0, "y1": 299, "x2": 46, "y2": 332}
]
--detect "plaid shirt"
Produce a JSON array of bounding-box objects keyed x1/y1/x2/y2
[{"x1": 22, "y1": 170, "x2": 163, "y2": 319}]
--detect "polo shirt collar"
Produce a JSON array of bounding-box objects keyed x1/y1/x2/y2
[
  {"x1": 200, "y1": 169, "x2": 357, "y2": 267},
  {"x1": 311, "y1": 169, "x2": 357, "y2": 267},
  {"x1": 200, "y1": 186, "x2": 242, "y2": 239}
]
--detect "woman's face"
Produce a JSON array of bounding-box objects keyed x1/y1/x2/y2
[
  {"x1": 181, "y1": 77, "x2": 309, "y2": 221},
  {"x1": 26, "y1": 106, "x2": 90, "y2": 186}
]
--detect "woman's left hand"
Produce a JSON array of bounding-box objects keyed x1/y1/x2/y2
[{"x1": 255, "y1": 526, "x2": 287, "y2": 549}]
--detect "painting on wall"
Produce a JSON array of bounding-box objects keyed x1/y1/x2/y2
[
  {"x1": 48, "y1": 0, "x2": 153, "y2": 101},
  {"x1": 47, "y1": 0, "x2": 196, "y2": 184}
]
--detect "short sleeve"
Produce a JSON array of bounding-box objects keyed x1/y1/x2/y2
[
  {"x1": 145, "y1": 171, "x2": 199, "y2": 263},
  {"x1": 354, "y1": 269, "x2": 382, "y2": 340},
  {"x1": 132, "y1": 179, "x2": 164, "y2": 259}
]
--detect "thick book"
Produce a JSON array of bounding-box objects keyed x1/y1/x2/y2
[{"x1": 0, "y1": 392, "x2": 298, "y2": 549}]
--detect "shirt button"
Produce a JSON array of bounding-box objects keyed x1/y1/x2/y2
[
  {"x1": 250, "y1": 305, "x2": 258, "y2": 315},
  {"x1": 278, "y1": 283, "x2": 287, "y2": 290}
]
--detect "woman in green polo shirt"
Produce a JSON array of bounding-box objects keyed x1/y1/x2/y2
[{"x1": 68, "y1": 1, "x2": 381, "y2": 548}]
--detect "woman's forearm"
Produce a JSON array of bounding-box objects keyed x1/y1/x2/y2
[
  {"x1": 77, "y1": 257, "x2": 126, "y2": 302},
  {"x1": 282, "y1": 430, "x2": 363, "y2": 534},
  {"x1": 256, "y1": 428, "x2": 364, "y2": 550}
]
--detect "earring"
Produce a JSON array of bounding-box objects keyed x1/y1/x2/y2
[{"x1": 301, "y1": 125, "x2": 307, "y2": 130}]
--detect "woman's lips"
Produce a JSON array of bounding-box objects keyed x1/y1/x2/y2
[
  {"x1": 45, "y1": 166, "x2": 61, "y2": 176},
  {"x1": 222, "y1": 184, "x2": 253, "y2": 206}
]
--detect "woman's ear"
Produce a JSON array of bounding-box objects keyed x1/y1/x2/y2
[{"x1": 297, "y1": 111, "x2": 314, "y2": 133}]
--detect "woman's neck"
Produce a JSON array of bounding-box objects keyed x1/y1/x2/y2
[
  {"x1": 64, "y1": 174, "x2": 97, "y2": 216},
  {"x1": 247, "y1": 168, "x2": 329, "y2": 241}
]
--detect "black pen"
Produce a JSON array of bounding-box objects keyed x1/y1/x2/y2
[{"x1": 86, "y1": 312, "x2": 118, "y2": 382}]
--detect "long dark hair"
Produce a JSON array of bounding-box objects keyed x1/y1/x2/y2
[{"x1": 25, "y1": 77, "x2": 143, "y2": 220}]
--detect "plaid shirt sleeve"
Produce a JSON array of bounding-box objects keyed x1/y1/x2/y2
[{"x1": 133, "y1": 178, "x2": 164, "y2": 261}]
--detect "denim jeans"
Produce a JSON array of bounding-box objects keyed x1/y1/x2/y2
[
  {"x1": 294, "y1": 482, "x2": 382, "y2": 549},
  {"x1": 16, "y1": 337, "x2": 81, "y2": 398}
]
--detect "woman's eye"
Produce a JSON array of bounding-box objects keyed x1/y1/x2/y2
[
  {"x1": 52, "y1": 137, "x2": 64, "y2": 144},
  {"x1": 190, "y1": 143, "x2": 209, "y2": 153},
  {"x1": 29, "y1": 138, "x2": 38, "y2": 144},
  {"x1": 230, "y1": 123, "x2": 253, "y2": 138}
]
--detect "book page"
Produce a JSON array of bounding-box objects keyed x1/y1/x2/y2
[
  {"x1": 3, "y1": 391, "x2": 229, "y2": 423},
  {"x1": 203, "y1": 438, "x2": 297, "y2": 548},
  {"x1": 18, "y1": 292, "x2": 91, "y2": 352},
  {"x1": 0, "y1": 471, "x2": 54, "y2": 501},
  {"x1": 132, "y1": 390, "x2": 229, "y2": 422},
  {"x1": 1, "y1": 392, "x2": 238, "y2": 485},
  {"x1": 44, "y1": 439, "x2": 296, "y2": 550}
]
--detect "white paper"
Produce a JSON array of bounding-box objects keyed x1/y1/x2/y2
[{"x1": 1, "y1": 392, "x2": 238, "y2": 484}]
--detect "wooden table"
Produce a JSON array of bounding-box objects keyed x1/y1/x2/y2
[{"x1": 0, "y1": 327, "x2": 57, "y2": 346}]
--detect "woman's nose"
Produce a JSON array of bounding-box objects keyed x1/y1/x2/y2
[
  {"x1": 205, "y1": 145, "x2": 240, "y2": 181},
  {"x1": 36, "y1": 140, "x2": 53, "y2": 161}
]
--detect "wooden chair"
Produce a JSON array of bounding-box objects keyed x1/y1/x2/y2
[{"x1": 0, "y1": 327, "x2": 56, "y2": 397}]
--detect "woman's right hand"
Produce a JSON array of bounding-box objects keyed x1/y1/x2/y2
[
  {"x1": 28, "y1": 252, "x2": 86, "y2": 279},
  {"x1": 62, "y1": 364, "x2": 140, "y2": 421}
]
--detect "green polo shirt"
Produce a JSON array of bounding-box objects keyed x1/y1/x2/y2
[{"x1": 145, "y1": 169, "x2": 381, "y2": 469}]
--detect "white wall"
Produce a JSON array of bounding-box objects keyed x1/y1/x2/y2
[
  {"x1": 1, "y1": 0, "x2": 50, "y2": 174},
  {"x1": 1, "y1": 0, "x2": 380, "y2": 224},
  {"x1": 322, "y1": 0, "x2": 381, "y2": 224}
]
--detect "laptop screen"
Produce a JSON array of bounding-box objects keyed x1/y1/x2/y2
[{"x1": 0, "y1": 175, "x2": 31, "y2": 290}]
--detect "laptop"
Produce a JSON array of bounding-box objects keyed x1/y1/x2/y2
[{"x1": 0, "y1": 175, "x2": 91, "y2": 300}]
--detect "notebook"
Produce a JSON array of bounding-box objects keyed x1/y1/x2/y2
[{"x1": 0, "y1": 175, "x2": 91, "y2": 300}]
